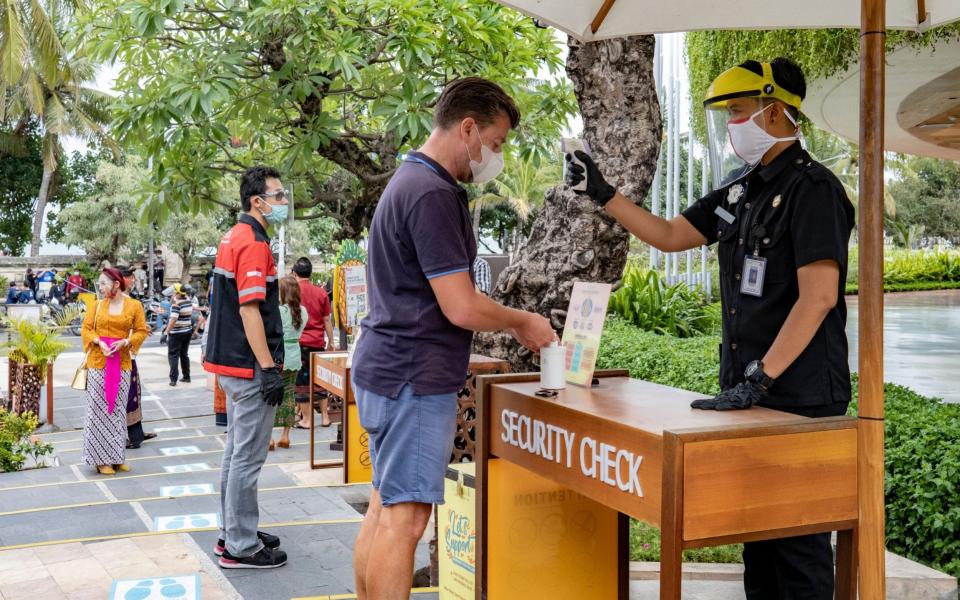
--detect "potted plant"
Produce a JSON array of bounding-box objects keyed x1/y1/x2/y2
[{"x1": 3, "y1": 318, "x2": 69, "y2": 419}]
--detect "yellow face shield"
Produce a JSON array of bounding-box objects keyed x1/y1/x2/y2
[{"x1": 703, "y1": 63, "x2": 803, "y2": 186}]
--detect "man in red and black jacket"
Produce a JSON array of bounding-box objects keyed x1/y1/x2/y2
[{"x1": 204, "y1": 166, "x2": 288, "y2": 570}]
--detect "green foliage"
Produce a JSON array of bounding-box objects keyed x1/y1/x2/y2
[
  {"x1": 887, "y1": 155, "x2": 960, "y2": 244},
  {"x1": 159, "y1": 210, "x2": 223, "y2": 282},
  {"x1": 473, "y1": 153, "x2": 559, "y2": 251},
  {"x1": 57, "y1": 159, "x2": 151, "y2": 263},
  {"x1": 596, "y1": 317, "x2": 721, "y2": 396},
  {"x1": 608, "y1": 266, "x2": 721, "y2": 338},
  {"x1": 849, "y1": 379, "x2": 960, "y2": 578},
  {"x1": 2, "y1": 319, "x2": 69, "y2": 380},
  {"x1": 85, "y1": 0, "x2": 575, "y2": 236},
  {"x1": 845, "y1": 247, "x2": 960, "y2": 294},
  {"x1": 0, "y1": 124, "x2": 92, "y2": 255},
  {"x1": 686, "y1": 25, "x2": 960, "y2": 141},
  {"x1": 600, "y1": 319, "x2": 960, "y2": 575},
  {"x1": 0, "y1": 409, "x2": 54, "y2": 472},
  {"x1": 631, "y1": 520, "x2": 741, "y2": 563}
]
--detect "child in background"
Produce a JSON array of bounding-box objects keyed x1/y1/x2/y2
[{"x1": 270, "y1": 275, "x2": 309, "y2": 451}]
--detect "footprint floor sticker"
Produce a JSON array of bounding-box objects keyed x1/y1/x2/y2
[
  {"x1": 163, "y1": 463, "x2": 211, "y2": 473},
  {"x1": 110, "y1": 575, "x2": 199, "y2": 600},
  {"x1": 154, "y1": 513, "x2": 220, "y2": 532},
  {"x1": 160, "y1": 484, "x2": 214, "y2": 497},
  {"x1": 160, "y1": 446, "x2": 202, "y2": 456}
]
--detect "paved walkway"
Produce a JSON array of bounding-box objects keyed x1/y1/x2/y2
[{"x1": 0, "y1": 349, "x2": 437, "y2": 600}]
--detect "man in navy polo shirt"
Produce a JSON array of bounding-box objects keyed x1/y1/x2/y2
[{"x1": 351, "y1": 77, "x2": 556, "y2": 598}]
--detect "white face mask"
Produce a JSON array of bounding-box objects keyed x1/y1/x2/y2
[
  {"x1": 466, "y1": 127, "x2": 505, "y2": 184},
  {"x1": 727, "y1": 104, "x2": 798, "y2": 166}
]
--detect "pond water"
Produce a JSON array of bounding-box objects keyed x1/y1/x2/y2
[{"x1": 846, "y1": 289, "x2": 960, "y2": 403}]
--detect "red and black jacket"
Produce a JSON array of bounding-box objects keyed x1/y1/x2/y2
[{"x1": 204, "y1": 214, "x2": 283, "y2": 379}]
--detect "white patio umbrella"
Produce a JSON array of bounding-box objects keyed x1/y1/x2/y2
[
  {"x1": 491, "y1": 1, "x2": 960, "y2": 598},
  {"x1": 498, "y1": 0, "x2": 959, "y2": 39}
]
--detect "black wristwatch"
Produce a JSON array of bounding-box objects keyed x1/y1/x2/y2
[{"x1": 744, "y1": 360, "x2": 775, "y2": 390}]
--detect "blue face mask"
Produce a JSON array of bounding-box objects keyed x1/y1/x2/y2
[{"x1": 258, "y1": 200, "x2": 288, "y2": 225}]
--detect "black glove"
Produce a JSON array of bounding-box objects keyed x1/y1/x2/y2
[
  {"x1": 260, "y1": 365, "x2": 284, "y2": 406},
  {"x1": 691, "y1": 381, "x2": 768, "y2": 411},
  {"x1": 565, "y1": 150, "x2": 616, "y2": 206}
]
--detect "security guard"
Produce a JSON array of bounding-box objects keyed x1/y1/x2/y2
[{"x1": 567, "y1": 57, "x2": 855, "y2": 599}]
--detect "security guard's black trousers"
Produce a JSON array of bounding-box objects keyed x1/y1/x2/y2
[{"x1": 742, "y1": 402, "x2": 849, "y2": 600}]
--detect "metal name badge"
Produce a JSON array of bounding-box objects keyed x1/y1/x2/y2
[
  {"x1": 714, "y1": 205, "x2": 736, "y2": 224},
  {"x1": 741, "y1": 255, "x2": 767, "y2": 297}
]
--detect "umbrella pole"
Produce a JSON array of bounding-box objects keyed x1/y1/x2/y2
[{"x1": 858, "y1": 0, "x2": 886, "y2": 596}]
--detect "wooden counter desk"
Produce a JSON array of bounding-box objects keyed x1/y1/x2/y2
[
  {"x1": 309, "y1": 352, "x2": 511, "y2": 482},
  {"x1": 476, "y1": 371, "x2": 859, "y2": 600}
]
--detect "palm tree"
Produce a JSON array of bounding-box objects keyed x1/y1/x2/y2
[
  {"x1": 471, "y1": 154, "x2": 560, "y2": 259},
  {"x1": 0, "y1": 0, "x2": 114, "y2": 256}
]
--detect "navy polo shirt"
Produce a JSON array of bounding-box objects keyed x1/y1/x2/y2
[{"x1": 352, "y1": 151, "x2": 477, "y2": 397}]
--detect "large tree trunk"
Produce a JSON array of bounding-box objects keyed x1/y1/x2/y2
[
  {"x1": 473, "y1": 35, "x2": 661, "y2": 371},
  {"x1": 180, "y1": 251, "x2": 192, "y2": 284},
  {"x1": 30, "y1": 167, "x2": 54, "y2": 257}
]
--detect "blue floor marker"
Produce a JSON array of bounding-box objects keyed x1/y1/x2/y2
[
  {"x1": 160, "y1": 446, "x2": 202, "y2": 456},
  {"x1": 154, "y1": 512, "x2": 221, "y2": 532},
  {"x1": 163, "y1": 462, "x2": 211, "y2": 473},
  {"x1": 160, "y1": 483, "x2": 215, "y2": 497},
  {"x1": 110, "y1": 574, "x2": 199, "y2": 600}
]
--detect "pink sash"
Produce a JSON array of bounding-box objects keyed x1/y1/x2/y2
[{"x1": 100, "y1": 337, "x2": 123, "y2": 414}]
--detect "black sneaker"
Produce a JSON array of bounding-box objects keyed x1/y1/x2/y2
[
  {"x1": 214, "y1": 531, "x2": 280, "y2": 557},
  {"x1": 181, "y1": 377, "x2": 191, "y2": 383},
  {"x1": 168, "y1": 381, "x2": 177, "y2": 387},
  {"x1": 218, "y1": 546, "x2": 286, "y2": 569}
]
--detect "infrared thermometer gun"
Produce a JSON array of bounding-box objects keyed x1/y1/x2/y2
[{"x1": 562, "y1": 138, "x2": 591, "y2": 192}]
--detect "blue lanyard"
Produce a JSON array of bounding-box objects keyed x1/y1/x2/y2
[{"x1": 404, "y1": 154, "x2": 442, "y2": 177}]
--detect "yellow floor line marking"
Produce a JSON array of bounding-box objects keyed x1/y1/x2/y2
[
  {"x1": 0, "y1": 459, "x2": 343, "y2": 491},
  {"x1": 35, "y1": 413, "x2": 220, "y2": 439},
  {"x1": 56, "y1": 433, "x2": 335, "y2": 453},
  {"x1": 290, "y1": 588, "x2": 439, "y2": 600},
  {"x1": 0, "y1": 481, "x2": 369, "y2": 517},
  {"x1": 0, "y1": 517, "x2": 364, "y2": 552},
  {"x1": 67, "y1": 440, "x2": 329, "y2": 465}
]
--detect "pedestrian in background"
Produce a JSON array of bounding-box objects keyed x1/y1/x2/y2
[
  {"x1": 292, "y1": 257, "x2": 334, "y2": 428},
  {"x1": 118, "y1": 265, "x2": 158, "y2": 449},
  {"x1": 164, "y1": 284, "x2": 194, "y2": 386},
  {"x1": 80, "y1": 268, "x2": 149, "y2": 475},
  {"x1": 269, "y1": 275, "x2": 308, "y2": 451}
]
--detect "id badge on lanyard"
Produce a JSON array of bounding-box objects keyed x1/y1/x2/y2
[{"x1": 741, "y1": 225, "x2": 767, "y2": 297}]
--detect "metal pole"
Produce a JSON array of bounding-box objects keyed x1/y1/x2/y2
[
  {"x1": 858, "y1": 0, "x2": 886, "y2": 595},
  {"x1": 147, "y1": 157, "x2": 156, "y2": 298},
  {"x1": 701, "y1": 144, "x2": 711, "y2": 297},
  {"x1": 671, "y1": 34, "x2": 681, "y2": 284},
  {"x1": 686, "y1": 132, "x2": 694, "y2": 288},
  {"x1": 664, "y1": 39, "x2": 675, "y2": 284}
]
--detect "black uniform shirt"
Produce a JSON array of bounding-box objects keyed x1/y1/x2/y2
[{"x1": 682, "y1": 142, "x2": 855, "y2": 408}]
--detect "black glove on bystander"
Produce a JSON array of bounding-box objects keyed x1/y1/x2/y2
[
  {"x1": 690, "y1": 380, "x2": 768, "y2": 411},
  {"x1": 260, "y1": 366, "x2": 285, "y2": 406},
  {"x1": 565, "y1": 150, "x2": 617, "y2": 206}
]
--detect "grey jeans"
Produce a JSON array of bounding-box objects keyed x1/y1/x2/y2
[{"x1": 218, "y1": 365, "x2": 276, "y2": 557}]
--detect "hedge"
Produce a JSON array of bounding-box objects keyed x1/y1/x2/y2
[{"x1": 597, "y1": 320, "x2": 960, "y2": 577}]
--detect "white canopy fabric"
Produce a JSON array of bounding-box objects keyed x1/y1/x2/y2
[
  {"x1": 806, "y1": 35, "x2": 960, "y2": 161},
  {"x1": 498, "y1": 0, "x2": 960, "y2": 40}
]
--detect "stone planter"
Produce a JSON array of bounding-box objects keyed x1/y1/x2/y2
[{"x1": 8, "y1": 359, "x2": 42, "y2": 418}]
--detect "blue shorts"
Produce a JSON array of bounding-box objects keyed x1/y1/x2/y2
[{"x1": 353, "y1": 383, "x2": 457, "y2": 507}]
